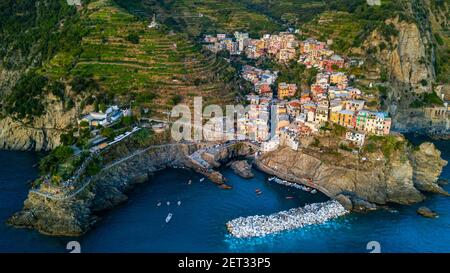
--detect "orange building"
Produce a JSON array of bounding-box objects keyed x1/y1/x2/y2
[{"x1": 338, "y1": 110, "x2": 356, "y2": 128}]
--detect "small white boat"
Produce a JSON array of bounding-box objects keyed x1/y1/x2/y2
[
  {"x1": 157, "y1": 202, "x2": 161, "y2": 207},
  {"x1": 177, "y1": 201, "x2": 181, "y2": 206},
  {"x1": 166, "y1": 201, "x2": 170, "y2": 206},
  {"x1": 188, "y1": 180, "x2": 192, "y2": 185},
  {"x1": 311, "y1": 189, "x2": 317, "y2": 194},
  {"x1": 165, "y1": 213, "x2": 173, "y2": 223},
  {"x1": 199, "y1": 178, "x2": 205, "y2": 182}
]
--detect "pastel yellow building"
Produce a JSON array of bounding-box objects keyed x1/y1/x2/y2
[
  {"x1": 330, "y1": 110, "x2": 340, "y2": 124},
  {"x1": 278, "y1": 83, "x2": 298, "y2": 99}
]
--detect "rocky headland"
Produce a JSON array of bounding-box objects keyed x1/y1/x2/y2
[{"x1": 256, "y1": 137, "x2": 447, "y2": 211}]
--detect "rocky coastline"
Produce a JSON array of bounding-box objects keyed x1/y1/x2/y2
[
  {"x1": 7, "y1": 143, "x2": 196, "y2": 236},
  {"x1": 6, "y1": 141, "x2": 256, "y2": 236},
  {"x1": 255, "y1": 141, "x2": 448, "y2": 211},
  {"x1": 6, "y1": 137, "x2": 448, "y2": 236}
]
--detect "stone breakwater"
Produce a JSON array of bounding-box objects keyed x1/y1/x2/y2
[
  {"x1": 226, "y1": 200, "x2": 348, "y2": 238},
  {"x1": 268, "y1": 177, "x2": 314, "y2": 192}
]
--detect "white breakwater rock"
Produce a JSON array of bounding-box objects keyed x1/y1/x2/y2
[
  {"x1": 227, "y1": 200, "x2": 348, "y2": 238},
  {"x1": 268, "y1": 177, "x2": 312, "y2": 192}
]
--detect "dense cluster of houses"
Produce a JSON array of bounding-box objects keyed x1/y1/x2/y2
[
  {"x1": 237, "y1": 96, "x2": 271, "y2": 142},
  {"x1": 241, "y1": 65, "x2": 278, "y2": 98},
  {"x1": 203, "y1": 31, "x2": 298, "y2": 63},
  {"x1": 235, "y1": 36, "x2": 392, "y2": 152},
  {"x1": 299, "y1": 38, "x2": 348, "y2": 72}
]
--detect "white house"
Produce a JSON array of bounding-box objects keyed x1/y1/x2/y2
[
  {"x1": 346, "y1": 131, "x2": 366, "y2": 146},
  {"x1": 105, "y1": 105, "x2": 119, "y2": 115},
  {"x1": 307, "y1": 110, "x2": 316, "y2": 123},
  {"x1": 367, "y1": 0, "x2": 381, "y2": 6},
  {"x1": 280, "y1": 128, "x2": 299, "y2": 151},
  {"x1": 261, "y1": 136, "x2": 280, "y2": 153},
  {"x1": 295, "y1": 113, "x2": 307, "y2": 123},
  {"x1": 67, "y1": 0, "x2": 82, "y2": 6},
  {"x1": 80, "y1": 112, "x2": 107, "y2": 126}
]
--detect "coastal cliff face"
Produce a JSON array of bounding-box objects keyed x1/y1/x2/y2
[
  {"x1": 7, "y1": 143, "x2": 196, "y2": 236},
  {"x1": 0, "y1": 94, "x2": 81, "y2": 151},
  {"x1": 358, "y1": 1, "x2": 449, "y2": 131},
  {"x1": 362, "y1": 18, "x2": 433, "y2": 94},
  {"x1": 361, "y1": 19, "x2": 433, "y2": 128},
  {"x1": 257, "y1": 141, "x2": 447, "y2": 209}
]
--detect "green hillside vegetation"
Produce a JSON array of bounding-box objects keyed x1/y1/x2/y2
[
  {"x1": 116, "y1": 0, "x2": 282, "y2": 38},
  {"x1": 0, "y1": 0, "x2": 83, "y2": 71},
  {"x1": 428, "y1": 0, "x2": 449, "y2": 84},
  {"x1": 300, "y1": 1, "x2": 405, "y2": 54},
  {"x1": 238, "y1": 0, "x2": 328, "y2": 26},
  {"x1": 69, "y1": 0, "x2": 237, "y2": 114},
  {"x1": 2, "y1": 0, "x2": 238, "y2": 121}
]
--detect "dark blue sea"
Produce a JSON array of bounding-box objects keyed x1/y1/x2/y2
[{"x1": 0, "y1": 136, "x2": 449, "y2": 253}]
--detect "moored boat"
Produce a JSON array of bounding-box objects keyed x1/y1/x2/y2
[{"x1": 165, "y1": 213, "x2": 173, "y2": 223}]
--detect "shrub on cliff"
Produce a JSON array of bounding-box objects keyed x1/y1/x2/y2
[
  {"x1": 39, "y1": 145, "x2": 74, "y2": 175},
  {"x1": 365, "y1": 135, "x2": 405, "y2": 159},
  {"x1": 70, "y1": 76, "x2": 99, "y2": 94},
  {"x1": 410, "y1": 92, "x2": 444, "y2": 108},
  {"x1": 85, "y1": 157, "x2": 101, "y2": 176},
  {"x1": 4, "y1": 71, "x2": 48, "y2": 119},
  {"x1": 133, "y1": 128, "x2": 152, "y2": 146},
  {"x1": 101, "y1": 127, "x2": 116, "y2": 140}
]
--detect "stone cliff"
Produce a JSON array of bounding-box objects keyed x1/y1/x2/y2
[
  {"x1": 7, "y1": 143, "x2": 196, "y2": 236},
  {"x1": 356, "y1": 1, "x2": 449, "y2": 132},
  {"x1": 256, "y1": 141, "x2": 447, "y2": 210},
  {"x1": 0, "y1": 93, "x2": 81, "y2": 151}
]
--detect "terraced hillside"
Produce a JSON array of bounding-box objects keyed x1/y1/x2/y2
[
  {"x1": 116, "y1": 0, "x2": 282, "y2": 38},
  {"x1": 39, "y1": 0, "x2": 237, "y2": 118}
]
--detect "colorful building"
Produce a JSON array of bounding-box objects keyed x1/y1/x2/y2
[{"x1": 278, "y1": 83, "x2": 298, "y2": 99}]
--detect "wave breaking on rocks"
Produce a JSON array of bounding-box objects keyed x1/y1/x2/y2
[{"x1": 227, "y1": 200, "x2": 348, "y2": 238}]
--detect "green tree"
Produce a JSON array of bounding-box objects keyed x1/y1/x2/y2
[
  {"x1": 126, "y1": 33, "x2": 140, "y2": 44},
  {"x1": 101, "y1": 127, "x2": 115, "y2": 139},
  {"x1": 121, "y1": 116, "x2": 134, "y2": 127},
  {"x1": 170, "y1": 94, "x2": 183, "y2": 105}
]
